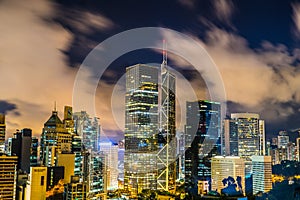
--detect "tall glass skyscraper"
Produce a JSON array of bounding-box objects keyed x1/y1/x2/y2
[
  {"x1": 251, "y1": 155, "x2": 272, "y2": 194},
  {"x1": 157, "y1": 56, "x2": 176, "y2": 192},
  {"x1": 124, "y1": 64, "x2": 159, "y2": 195},
  {"x1": 124, "y1": 57, "x2": 177, "y2": 196},
  {"x1": 222, "y1": 118, "x2": 239, "y2": 156},
  {"x1": 230, "y1": 113, "x2": 265, "y2": 176},
  {"x1": 73, "y1": 111, "x2": 100, "y2": 152},
  {"x1": 185, "y1": 100, "x2": 221, "y2": 187}
]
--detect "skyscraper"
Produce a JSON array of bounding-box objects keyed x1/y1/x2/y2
[
  {"x1": 211, "y1": 156, "x2": 245, "y2": 195},
  {"x1": 124, "y1": 64, "x2": 159, "y2": 195},
  {"x1": 0, "y1": 154, "x2": 18, "y2": 199},
  {"x1": 30, "y1": 137, "x2": 39, "y2": 166},
  {"x1": 73, "y1": 111, "x2": 100, "y2": 152},
  {"x1": 0, "y1": 114, "x2": 6, "y2": 152},
  {"x1": 278, "y1": 131, "x2": 289, "y2": 148},
  {"x1": 297, "y1": 137, "x2": 300, "y2": 161},
  {"x1": 57, "y1": 152, "x2": 75, "y2": 183},
  {"x1": 252, "y1": 156, "x2": 272, "y2": 194},
  {"x1": 88, "y1": 151, "x2": 107, "y2": 199},
  {"x1": 65, "y1": 176, "x2": 88, "y2": 200},
  {"x1": 185, "y1": 100, "x2": 221, "y2": 185},
  {"x1": 63, "y1": 106, "x2": 75, "y2": 134},
  {"x1": 157, "y1": 55, "x2": 176, "y2": 192},
  {"x1": 99, "y1": 141, "x2": 119, "y2": 190},
  {"x1": 25, "y1": 166, "x2": 47, "y2": 200},
  {"x1": 10, "y1": 128, "x2": 32, "y2": 173},
  {"x1": 230, "y1": 113, "x2": 265, "y2": 176},
  {"x1": 40, "y1": 107, "x2": 73, "y2": 167},
  {"x1": 222, "y1": 118, "x2": 238, "y2": 156}
]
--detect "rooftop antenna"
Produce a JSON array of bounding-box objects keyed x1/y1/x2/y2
[
  {"x1": 161, "y1": 39, "x2": 167, "y2": 73},
  {"x1": 54, "y1": 101, "x2": 57, "y2": 112}
]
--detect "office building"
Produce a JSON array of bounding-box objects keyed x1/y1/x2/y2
[
  {"x1": 0, "y1": 114, "x2": 6, "y2": 152},
  {"x1": 252, "y1": 156, "x2": 272, "y2": 194},
  {"x1": 57, "y1": 153, "x2": 75, "y2": 183},
  {"x1": 124, "y1": 64, "x2": 159, "y2": 195},
  {"x1": 287, "y1": 142, "x2": 297, "y2": 161},
  {"x1": 25, "y1": 166, "x2": 47, "y2": 200},
  {"x1": 222, "y1": 118, "x2": 238, "y2": 156},
  {"x1": 47, "y1": 166, "x2": 64, "y2": 191},
  {"x1": 10, "y1": 128, "x2": 32, "y2": 173},
  {"x1": 198, "y1": 180, "x2": 209, "y2": 195},
  {"x1": 30, "y1": 137, "x2": 39, "y2": 167},
  {"x1": 0, "y1": 154, "x2": 18, "y2": 199},
  {"x1": 88, "y1": 151, "x2": 107, "y2": 198},
  {"x1": 65, "y1": 176, "x2": 87, "y2": 200},
  {"x1": 211, "y1": 156, "x2": 245, "y2": 195},
  {"x1": 63, "y1": 106, "x2": 75, "y2": 134},
  {"x1": 230, "y1": 113, "x2": 265, "y2": 176},
  {"x1": 99, "y1": 141, "x2": 118, "y2": 190},
  {"x1": 73, "y1": 111, "x2": 100, "y2": 152},
  {"x1": 177, "y1": 131, "x2": 185, "y2": 180},
  {"x1": 157, "y1": 57, "x2": 177, "y2": 192},
  {"x1": 297, "y1": 138, "x2": 300, "y2": 161},
  {"x1": 40, "y1": 107, "x2": 72, "y2": 167},
  {"x1": 72, "y1": 135, "x2": 84, "y2": 179},
  {"x1": 278, "y1": 131, "x2": 289, "y2": 148},
  {"x1": 185, "y1": 100, "x2": 221, "y2": 185},
  {"x1": 71, "y1": 135, "x2": 90, "y2": 186},
  {"x1": 30, "y1": 137, "x2": 39, "y2": 166}
]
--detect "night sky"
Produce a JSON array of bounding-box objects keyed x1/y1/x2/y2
[{"x1": 1, "y1": 0, "x2": 300, "y2": 142}]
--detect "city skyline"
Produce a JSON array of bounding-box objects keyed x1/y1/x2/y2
[
  {"x1": 3, "y1": 1, "x2": 300, "y2": 199},
  {"x1": 1, "y1": 0, "x2": 300, "y2": 142}
]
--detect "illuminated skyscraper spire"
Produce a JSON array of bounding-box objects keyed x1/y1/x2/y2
[
  {"x1": 157, "y1": 40, "x2": 176, "y2": 192},
  {"x1": 161, "y1": 39, "x2": 167, "y2": 73}
]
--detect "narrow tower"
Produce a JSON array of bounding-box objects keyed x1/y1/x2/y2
[{"x1": 157, "y1": 40, "x2": 176, "y2": 192}]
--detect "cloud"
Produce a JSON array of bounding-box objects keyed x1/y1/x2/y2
[
  {"x1": 178, "y1": 0, "x2": 196, "y2": 9},
  {"x1": 161, "y1": 26, "x2": 300, "y2": 128},
  {"x1": 212, "y1": 0, "x2": 235, "y2": 26},
  {"x1": 292, "y1": 2, "x2": 300, "y2": 39},
  {"x1": 56, "y1": 9, "x2": 115, "y2": 34},
  {"x1": 0, "y1": 0, "x2": 116, "y2": 138},
  {"x1": 0, "y1": 0, "x2": 77, "y2": 136},
  {"x1": 0, "y1": 101, "x2": 18, "y2": 115}
]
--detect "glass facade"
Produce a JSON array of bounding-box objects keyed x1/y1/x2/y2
[
  {"x1": 124, "y1": 64, "x2": 159, "y2": 195},
  {"x1": 185, "y1": 100, "x2": 221, "y2": 186},
  {"x1": 73, "y1": 111, "x2": 100, "y2": 152},
  {"x1": 230, "y1": 113, "x2": 265, "y2": 176}
]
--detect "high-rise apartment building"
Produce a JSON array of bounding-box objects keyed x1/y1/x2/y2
[
  {"x1": 185, "y1": 101, "x2": 221, "y2": 185},
  {"x1": 211, "y1": 156, "x2": 245, "y2": 195},
  {"x1": 0, "y1": 154, "x2": 18, "y2": 200},
  {"x1": 252, "y1": 156, "x2": 272, "y2": 194}
]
